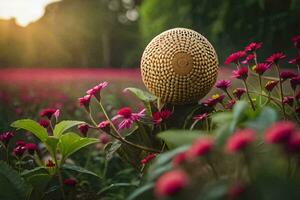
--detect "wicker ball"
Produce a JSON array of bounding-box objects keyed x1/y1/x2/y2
[{"x1": 141, "y1": 28, "x2": 219, "y2": 105}]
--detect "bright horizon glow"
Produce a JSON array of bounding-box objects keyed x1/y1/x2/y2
[{"x1": 0, "y1": 0, "x2": 60, "y2": 27}]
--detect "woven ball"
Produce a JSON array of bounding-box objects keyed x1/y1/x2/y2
[{"x1": 141, "y1": 28, "x2": 219, "y2": 105}]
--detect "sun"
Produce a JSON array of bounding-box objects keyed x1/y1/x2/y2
[{"x1": 0, "y1": 0, "x2": 60, "y2": 27}]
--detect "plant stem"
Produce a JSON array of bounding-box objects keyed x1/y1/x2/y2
[
  {"x1": 275, "y1": 63, "x2": 287, "y2": 119},
  {"x1": 54, "y1": 154, "x2": 66, "y2": 200},
  {"x1": 98, "y1": 101, "x2": 161, "y2": 153},
  {"x1": 225, "y1": 89, "x2": 233, "y2": 100},
  {"x1": 243, "y1": 80, "x2": 255, "y2": 111},
  {"x1": 206, "y1": 157, "x2": 219, "y2": 180},
  {"x1": 89, "y1": 112, "x2": 98, "y2": 127}
]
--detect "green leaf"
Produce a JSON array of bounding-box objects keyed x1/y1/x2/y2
[
  {"x1": 127, "y1": 183, "x2": 154, "y2": 200},
  {"x1": 26, "y1": 174, "x2": 52, "y2": 200},
  {"x1": 124, "y1": 87, "x2": 157, "y2": 102},
  {"x1": 53, "y1": 120, "x2": 85, "y2": 137},
  {"x1": 97, "y1": 183, "x2": 138, "y2": 195},
  {"x1": 44, "y1": 136, "x2": 59, "y2": 157},
  {"x1": 157, "y1": 130, "x2": 206, "y2": 148},
  {"x1": 63, "y1": 163, "x2": 101, "y2": 178},
  {"x1": 11, "y1": 119, "x2": 48, "y2": 142},
  {"x1": 21, "y1": 167, "x2": 48, "y2": 178},
  {"x1": 58, "y1": 132, "x2": 98, "y2": 160},
  {"x1": 105, "y1": 141, "x2": 122, "y2": 160},
  {"x1": 0, "y1": 161, "x2": 32, "y2": 200}
]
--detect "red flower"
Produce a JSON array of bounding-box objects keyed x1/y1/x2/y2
[
  {"x1": 64, "y1": 178, "x2": 77, "y2": 187},
  {"x1": 266, "y1": 52, "x2": 286, "y2": 64},
  {"x1": 215, "y1": 80, "x2": 232, "y2": 90},
  {"x1": 289, "y1": 56, "x2": 300, "y2": 65},
  {"x1": 241, "y1": 54, "x2": 256, "y2": 64},
  {"x1": 232, "y1": 66, "x2": 248, "y2": 80},
  {"x1": 40, "y1": 108, "x2": 57, "y2": 119},
  {"x1": 13, "y1": 145, "x2": 26, "y2": 157},
  {"x1": 152, "y1": 110, "x2": 172, "y2": 125},
  {"x1": 172, "y1": 152, "x2": 188, "y2": 167},
  {"x1": 283, "y1": 96, "x2": 294, "y2": 106},
  {"x1": 226, "y1": 129, "x2": 255, "y2": 153},
  {"x1": 193, "y1": 113, "x2": 208, "y2": 121},
  {"x1": 141, "y1": 153, "x2": 157, "y2": 165},
  {"x1": 265, "y1": 80, "x2": 278, "y2": 92},
  {"x1": 0, "y1": 131, "x2": 14, "y2": 145},
  {"x1": 224, "y1": 51, "x2": 247, "y2": 65},
  {"x1": 252, "y1": 63, "x2": 270, "y2": 75},
  {"x1": 26, "y1": 143, "x2": 37, "y2": 154},
  {"x1": 202, "y1": 94, "x2": 225, "y2": 107},
  {"x1": 280, "y1": 71, "x2": 297, "y2": 81},
  {"x1": 86, "y1": 81, "x2": 108, "y2": 101},
  {"x1": 265, "y1": 121, "x2": 296, "y2": 144},
  {"x1": 292, "y1": 35, "x2": 300, "y2": 48},
  {"x1": 46, "y1": 160, "x2": 55, "y2": 167},
  {"x1": 112, "y1": 107, "x2": 145, "y2": 130},
  {"x1": 290, "y1": 76, "x2": 300, "y2": 90},
  {"x1": 98, "y1": 120, "x2": 110, "y2": 131},
  {"x1": 233, "y1": 88, "x2": 246, "y2": 100},
  {"x1": 287, "y1": 133, "x2": 300, "y2": 153},
  {"x1": 188, "y1": 138, "x2": 214, "y2": 157},
  {"x1": 39, "y1": 119, "x2": 50, "y2": 128},
  {"x1": 16, "y1": 140, "x2": 26, "y2": 147},
  {"x1": 78, "y1": 124, "x2": 89, "y2": 136},
  {"x1": 225, "y1": 99, "x2": 236, "y2": 110},
  {"x1": 99, "y1": 133, "x2": 110, "y2": 144},
  {"x1": 78, "y1": 94, "x2": 92, "y2": 111},
  {"x1": 245, "y1": 42, "x2": 262, "y2": 52},
  {"x1": 155, "y1": 170, "x2": 189, "y2": 197}
]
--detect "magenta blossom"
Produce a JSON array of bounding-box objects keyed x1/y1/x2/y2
[
  {"x1": 78, "y1": 124, "x2": 89, "y2": 136},
  {"x1": 0, "y1": 131, "x2": 14, "y2": 145},
  {"x1": 152, "y1": 110, "x2": 172, "y2": 125},
  {"x1": 289, "y1": 56, "x2": 300, "y2": 65},
  {"x1": 232, "y1": 66, "x2": 248, "y2": 80},
  {"x1": 112, "y1": 107, "x2": 145, "y2": 130},
  {"x1": 233, "y1": 88, "x2": 246, "y2": 100},
  {"x1": 244, "y1": 42, "x2": 262, "y2": 52},
  {"x1": 14, "y1": 145, "x2": 26, "y2": 157},
  {"x1": 226, "y1": 129, "x2": 256, "y2": 153},
  {"x1": 252, "y1": 63, "x2": 270, "y2": 75},
  {"x1": 39, "y1": 119, "x2": 49, "y2": 128},
  {"x1": 225, "y1": 99, "x2": 236, "y2": 110},
  {"x1": 202, "y1": 94, "x2": 225, "y2": 107},
  {"x1": 224, "y1": 51, "x2": 246, "y2": 65},
  {"x1": 78, "y1": 94, "x2": 92, "y2": 111},
  {"x1": 290, "y1": 76, "x2": 300, "y2": 90},
  {"x1": 141, "y1": 153, "x2": 157, "y2": 165},
  {"x1": 86, "y1": 81, "x2": 108, "y2": 101},
  {"x1": 241, "y1": 54, "x2": 255, "y2": 64},
  {"x1": 280, "y1": 71, "x2": 297, "y2": 81},
  {"x1": 64, "y1": 178, "x2": 77, "y2": 187},
  {"x1": 266, "y1": 52, "x2": 286, "y2": 64},
  {"x1": 292, "y1": 35, "x2": 300, "y2": 48},
  {"x1": 265, "y1": 80, "x2": 279, "y2": 92},
  {"x1": 193, "y1": 113, "x2": 208, "y2": 121},
  {"x1": 40, "y1": 108, "x2": 57, "y2": 119},
  {"x1": 26, "y1": 143, "x2": 38, "y2": 154},
  {"x1": 215, "y1": 80, "x2": 232, "y2": 90}
]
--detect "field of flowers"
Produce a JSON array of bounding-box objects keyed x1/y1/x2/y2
[{"x1": 1, "y1": 35, "x2": 300, "y2": 200}]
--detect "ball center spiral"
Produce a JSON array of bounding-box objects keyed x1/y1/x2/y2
[{"x1": 172, "y1": 52, "x2": 193, "y2": 75}]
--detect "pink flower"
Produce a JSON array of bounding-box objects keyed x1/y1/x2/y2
[
  {"x1": 98, "y1": 120, "x2": 110, "y2": 129},
  {"x1": 224, "y1": 51, "x2": 247, "y2": 65},
  {"x1": 289, "y1": 56, "x2": 300, "y2": 65},
  {"x1": 152, "y1": 110, "x2": 172, "y2": 125},
  {"x1": 188, "y1": 138, "x2": 214, "y2": 157},
  {"x1": 78, "y1": 124, "x2": 89, "y2": 136},
  {"x1": 215, "y1": 80, "x2": 232, "y2": 90},
  {"x1": 233, "y1": 88, "x2": 246, "y2": 100},
  {"x1": 99, "y1": 133, "x2": 110, "y2": 144},
  {"x1": 232, "y1": 66, "x2": 248, "y2": 80},
  {"x1": 13, "y1": 145, "x2": 26, "y2": 157},
  {"x1": 290, "y1": 76, "x2": 300, "y2": 90},
  {"x1": 39, "y1": 119, "x2": 50, "y2": 128},
  {"x1": 245, "y1": 42, "x2": 262, "y2": 52},
  {"x1": 280, "y1": 71, "x2": 297, "y2": 81},
  {"x1": 202, "y1": 94, "x2": 225, "y2": 107},
  {"x1": 46, "y1": 160, "x2": 55, "y2": 167},
  {"x1": 53, "y1": 109, "x2": 60, "y2": 120},
  {"x1": 252, "y1": 63, "x2": 270, "y2": 75},
  {"x1": 26, "y1": 143, "x2": 37, "y2": 154},
  {"x1": 64, "y1": 178, "x2": 77, "y2": 187},
  {"x1": 78, "y1": 94, "x2": 92, "y2": 111},
  {"x1": 292, "y1": 35, "x2": 300, "y2": 48},
  {"x1": 241, "y1": 54, "x2": 256, "y2": 64},
  {"x1": 226, "y1": 129, "x2": 255, "y2": 153},
  {"x1": 287, "y1": 133, "x2": 300, "y2": 153},
  {"x1": 112, "y1": 107, "x2": 145, "y2": 130},
  {"x1": 225, "y1": 99, "x2": 236, "y2": 110},
  {"x1": 155, "y1": 170, "x2": 189, "y2": 197},
  {"x1": 0, "y1": 131, "x2": 14, "y2": 145},
  {"x1": 265, "y1": 80, "x2": 279, "y2": 92},
  {"x1": 40, "y1": 108, "x2": 57, "y2": 119},
  {"x1": 265, "y1": 121, "x2": 296, "y2": 144},
  {"x1": 193, "y1": 113, "x2": 208, "y2": 121},
  {"x1": 86, "y1": 81, "x2": 108, "y2": 101},
  {"x1": 141, "y1": 153, "x2": 157, "y2": 165},
  {"x1": 283, "y1": 96, "x2": 294, "y2": 106},
  {"x1": 172, "y1": 152, "x2": 188, "y2": 167},
  {"x1": 16, "y1": 140, "x2": 26, "y2": 147},
  {"x1": 266, "y1": 52, "x2": 286, "y2": 64}
]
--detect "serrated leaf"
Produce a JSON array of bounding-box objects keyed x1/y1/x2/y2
[
  {"x1": 53, "y1": 120, "x2": 85, "y2": 137},
  {"x1": 11, "y1": 119, "x2": 48, "y2": 142},
  {"x1": 58, "y1": 132, "x2": 98, "y2": 160},
  {"x1": 63, "y1": 163, "x2": 101, "y2": 178},
  {"x1": 0, "y1": 161, "x2": 32, "y2": 200},
  {"x1": 157, "y1": 130, "x2": 206, "y2": 148}
]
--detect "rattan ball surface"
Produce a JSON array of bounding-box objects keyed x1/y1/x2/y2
[{"x1": 141, "y1": 28, "x2": 219, "y2": 104}]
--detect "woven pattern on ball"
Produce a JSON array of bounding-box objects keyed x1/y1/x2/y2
[{"x1": 141, "y1": 28, "x2": 219, "y2": 104}]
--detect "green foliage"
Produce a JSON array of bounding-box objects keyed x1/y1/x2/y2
[
  {"x1": 63, "y1": 163, "x2": 101, "y2": 178},
  {"x1": 53, "y1": 120, "x2": 85, "y2": 137}
]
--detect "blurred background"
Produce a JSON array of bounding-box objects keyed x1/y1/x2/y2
[{"x1": 0, "y1": 0, "x2": 299, "y2": 68}]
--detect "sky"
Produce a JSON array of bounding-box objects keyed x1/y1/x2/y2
[{"x1": 0, "y1": 0, "x2": 60, "y2": 27}]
